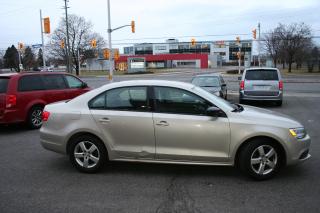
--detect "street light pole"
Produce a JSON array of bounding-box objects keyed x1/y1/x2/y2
[
  {"x1": 39, "y1": 9, "x2": 46, "y2": 70},
  {"x1": 107, "y1": 0, "x2": 113, "y2": 81}
]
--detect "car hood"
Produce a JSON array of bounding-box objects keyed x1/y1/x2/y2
[
  {"x1": 239, "y1": 105, "x2": 302, "y2": 128},
  {"x1": 201, "y1": 86, "x2": 221, "y2": 93}
]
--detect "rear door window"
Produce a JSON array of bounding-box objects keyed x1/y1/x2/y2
[
  {"x1": 65, "y1": 75, "x2": 83, "y2": 88},
  {"x1": 42, "y1": 75, "x2": 67, "y2": 90},
  {"x1": 245, "y1": 70, "x2": 279, "y2": 80},
  {"x1": 0, "y1": 78, "x2": 9, "y2": 93},
  {"x1": 18, "y1": 75, "x2": 45, "y2": 91},
  {"x1": 106, "y1": 87, "x2": 149, "y2": 111}
]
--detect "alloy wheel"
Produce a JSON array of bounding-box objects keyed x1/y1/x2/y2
[
  {"x1": 31, "y1": 109, "x2": 43, "y2": 127},
  {"x1": 74, "y1": 141, "x2": 100, "y2": 169},
  {"x1": 250, "y1": 145, "x2": 278, "y2": 175}
]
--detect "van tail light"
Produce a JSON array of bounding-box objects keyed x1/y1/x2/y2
[
  {"x1": 279, "y1": 80, "x2": 283, "y2": 90},
  {"x1": 6, "y1": 95, "x2": 17, "y2": 108},
  {"x1": 42, "y1": 111, "x2": 50, "y2": 122},
  {"x1": 240, "y1": 80, "x2": 245, "y2": 90}
]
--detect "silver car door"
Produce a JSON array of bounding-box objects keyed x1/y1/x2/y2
[
  {"x1": 152, "y1": 86, "x2": 230, "y2": 163},
  {"x1": 89, "y1": 86, "x2": 155, "y2": 160}
]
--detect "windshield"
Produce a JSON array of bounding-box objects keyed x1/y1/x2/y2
[
  {"x1": 245, "y1": 69, "x2": 279, "y2": 80},
  {"x1": 192, "y1": 76, "x2": 220, "y2": 87},
  {"x1": 0, "y1": 78, "x2": 9, "y2": 93}
]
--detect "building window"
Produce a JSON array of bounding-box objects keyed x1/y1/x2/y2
[{"x1": 155, "y1": 46, "x2": 167, "y2": 51}]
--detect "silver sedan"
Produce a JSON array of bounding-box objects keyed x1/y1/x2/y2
[{"x1": 40, "y1": 80, "x2": 311, "y2": 180}]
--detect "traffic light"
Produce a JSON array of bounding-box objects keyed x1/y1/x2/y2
[
  {"x1": 103, "y1": 49, "x2": 110, "y2": 59},
  {"x1": 252, "y1": 28, "x2": 257, "y2": 39},
  {"x1": 60, "y1": 40, "x2": 65, "y2": 49},
  {"x1": 91, "y1": 39, "x2": 97, "y2": 48},
  {"x1": 114, "y1": 49, "x2": 120, "y2": 60},
  {"x1": 237, "y1": 51, "x2": 241, "y2": 59},
  {"x1": 131, "y1": 21, "x2": 135, "y2": 33},
  {"x1": 191, "y1": 38, "x2": 196, "y2": 46},
  {"x1": 236, "y1": 36, "x2": 240, "y2": 45},
  {"x1": 18, "y1": 42, "x2": 24, "y2": 50},
  {"x1": 43, "y1": 17, "x2": 50, "y2": 34}
]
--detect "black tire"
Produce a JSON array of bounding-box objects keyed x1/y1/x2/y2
[
  {"x1": 27, "y1": 105, "x2": 43, "y2": 129},
  {"x1": 238, "y1": 139, "x2": 283, "y2": 180},
  {"x1": 69, "y1": 135, "x2": 107, "y2": 173},
  {"x1": 275, "y1": 100, "x2": 283, "y2": 106}
]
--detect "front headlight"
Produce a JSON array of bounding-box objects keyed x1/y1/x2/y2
[{"x1": 289, "y1": 127, "x2": 306, "y2": 139}]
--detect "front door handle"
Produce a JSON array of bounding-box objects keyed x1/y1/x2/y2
[
  {"x1": 99, "y1": 117, "x2": 110, "y2": 123},
  {"x1": 156, "y1": 121, "x2": 169, "y2": 126}
]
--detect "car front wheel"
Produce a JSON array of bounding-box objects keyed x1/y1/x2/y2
[
  {"x1": 70, "y1": 135, "x2": 107, "y2": 173},
  {"x1": 239, "y1": 139, "x2": 282, "y2": 180}
]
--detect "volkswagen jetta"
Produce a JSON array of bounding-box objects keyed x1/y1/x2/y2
[{"x1": 40, "y1": 80, "x2": 311, "y2": 180}]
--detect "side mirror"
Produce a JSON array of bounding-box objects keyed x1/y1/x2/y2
[
  {"x1": 81, "y1": 82, "x2": 88, "y2": 88},
  {"x1": 221, "y1": 83, "x2": 226, "y2": 87},
  {"x1": 206, "y1": 106, "x2": 224, "y2": 117},
  {"x1": 238, "y1": 76, "x2": 242, "y2": 81}
]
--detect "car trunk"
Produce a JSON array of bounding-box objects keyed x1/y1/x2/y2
[{"x1": 0, "y1": 77, "x2": 9, "y2": 117}]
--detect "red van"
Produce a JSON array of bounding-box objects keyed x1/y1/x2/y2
[{"x1": 0, "y1": 72, "x2": 90, "y2": 128}]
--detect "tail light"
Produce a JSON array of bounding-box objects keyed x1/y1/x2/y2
[
  {"x1": 279, "y1": 80, "x2": 283, "y2": 90},
  {"x1": 42, "y1": 111, "x2": 50, "y2": 122},
  {"x1": 240, "y1": 80, "x2": 245, "y2": 90},
  {"x1": 6, "y1": 95, "x2": 17, "y2": 108}
]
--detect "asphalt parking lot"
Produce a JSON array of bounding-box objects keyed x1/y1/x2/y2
[{"x1": 1, "y1": 71, "x2": 320, "y2": 213}]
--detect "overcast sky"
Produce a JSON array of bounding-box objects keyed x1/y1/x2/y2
[{"x1": 0, "y1": 0, "x2": 319, "y2": 51}]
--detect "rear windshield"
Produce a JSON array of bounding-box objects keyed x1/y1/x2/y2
[
  {"x1": 192, "y1": 76, "x2": 220, "y2": 87},
  {"x1": 0, "y1": 78, "x2": 9, "y2": 93},
  {"x1": 245, "y1": 69, "x2": 279, "y2": 80}
]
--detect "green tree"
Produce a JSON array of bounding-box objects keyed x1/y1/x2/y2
[
  {"x1": 37, "y1": 48, "x2": 44, "y2": 67},
  {"x1": 22, "y1": 47, "x2": 36, "y2": 70},
  {"x1": 3, "y1": 45, "x2": 19, "y2": 72}
]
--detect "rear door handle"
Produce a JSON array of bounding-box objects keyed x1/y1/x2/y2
[
  {"x1": 99, "y1": 117, "x2": 110, "y2": 123},
  {"x1": 156, "y1": 121, "x2": 169, "y2": 126}
]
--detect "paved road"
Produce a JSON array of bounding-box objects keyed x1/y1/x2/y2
[{"x1": 1, "y1": 71, "x2": 320, "y2": 213}]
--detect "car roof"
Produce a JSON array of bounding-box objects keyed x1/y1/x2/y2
[
  {"x1": 245, "y1": 67, "x2": 279, "y2": 71},
  {"x1": 102, "y1": 80, "x2": 195, "y2": 90},
  {"x1": 0, "y1": 73, "x2": 17, "y2": 77},
  {"x1": 0, "y1": 71, "x2": 70, "y2": 77},
  {"x1": 193, "y1": 73, "x2": 221, "y2": 77}
]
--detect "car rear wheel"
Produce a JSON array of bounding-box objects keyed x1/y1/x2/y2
[
  {"x1": 239, "y1": 139, "x2": 282, "y2": 180},
  {"x1": 69, "y1": 135, "x2": 107, "y2": 173},
  {"x1": 275, "y1": 100, "x2": 282, "y2": 106},
  {"x1": 27, "y1": 106, "x2": 43, "y2": 129}
]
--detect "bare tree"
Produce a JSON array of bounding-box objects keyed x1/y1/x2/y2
[
  {"x1": 49, "y1": 14, "x2": 105, "y2": 75},
  {"x1": 264, "y1": 27, "x2": 283, "y2": 67},
  {"x1": 277, "y1": 23, "x2": 312, "y2": 72}
]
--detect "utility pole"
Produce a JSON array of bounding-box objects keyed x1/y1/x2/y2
[
  {"x1": 258, "y1": 22, "x2": 261, "y2": 67},
  {"x1": 64, "y1": 0, "x2": 71, "y2": 73},
  {"x1": 39, "y1": 10, "x2": 46, "y2": 69},
  {"x1": 107, "y1": 0, "x2": 113, "y2": 81}
]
